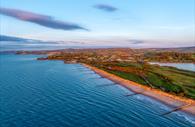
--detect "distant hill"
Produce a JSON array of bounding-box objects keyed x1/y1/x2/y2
[
  {"x1": 163, "y1": 46, "x2": 195, "y2": 52},
  {"x1": 138, "y1": 46, "x2": 195, "y2": 53}
]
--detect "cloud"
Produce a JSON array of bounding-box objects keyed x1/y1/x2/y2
[
  {"x1": 0, "y1": 35, "x2": 29, "y2": 42},
  {"x1": 94, "y1": 4, "x2": 118, "y2": 12},
  {"x1": 0, "y1": 35, "x2": 57, "y2": 44},
  {"x1": 129, "y1": 40, "x2": 144, "y2": 44},
  {"x1": 0, "y1": 7, "x2": 88, "y2": 31}
]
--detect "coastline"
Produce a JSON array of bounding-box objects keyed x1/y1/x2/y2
[{"x1": 83, "y1": 64, "x2": 195, "y2": 115}]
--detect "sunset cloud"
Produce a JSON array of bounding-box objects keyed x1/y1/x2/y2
[{"x1": 0, "y1": 7, "x2": 88, "y2": 31}]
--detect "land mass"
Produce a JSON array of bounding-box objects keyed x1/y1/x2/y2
[{"x1": 17, "y1": 47, "x2": 195, "y2": 63}]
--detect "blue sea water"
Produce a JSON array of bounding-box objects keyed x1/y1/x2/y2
[{"x1": 0, "y1": 54, "x2": 195, "y2": 127}]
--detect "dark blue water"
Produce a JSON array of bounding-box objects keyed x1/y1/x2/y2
[{"x1": 0, "y1": 54, "x2": 195, "y2": 127}]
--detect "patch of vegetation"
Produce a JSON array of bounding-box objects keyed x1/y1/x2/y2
[
  {"x1": 144, "y1": 52, "x2": 195, "y2": 63},
  {"x1": 95, "y1": 62, "x2": 195, "y2": 99},
  {"x1": 106, "y1": 70, "x2": 147, "y2": 85}
]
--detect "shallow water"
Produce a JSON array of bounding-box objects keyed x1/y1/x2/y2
[{"x1": 0, "y1": 54, "x2": 194, "y2": 127}]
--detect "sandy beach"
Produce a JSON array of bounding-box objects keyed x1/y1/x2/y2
[{"x1": 83, "y1": 64, "x2": 195, "y2": 115}]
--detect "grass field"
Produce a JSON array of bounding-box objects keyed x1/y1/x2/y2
[{"x1": 94, "y1": 62, "x2": 195, "y2": 99}]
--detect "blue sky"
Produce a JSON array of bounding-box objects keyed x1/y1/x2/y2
[{"x1": 0, "y1": 0, "x2": 194, "y2": 47}]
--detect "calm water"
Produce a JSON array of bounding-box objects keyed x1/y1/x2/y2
[
  {"x1": 150, "y1": 62, "x2": 195, "y2": 72},
  {"x1": 0, "y1": 54, "x2": 195, "y2": 127}
]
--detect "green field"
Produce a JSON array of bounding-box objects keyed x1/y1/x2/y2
[{"x1": 94, "y1": 62, "x2": 195, "y2": 99}]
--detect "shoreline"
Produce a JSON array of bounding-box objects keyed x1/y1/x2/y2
[{"x1": 83, "y1": 64, "x2": 195, "y2": 115}]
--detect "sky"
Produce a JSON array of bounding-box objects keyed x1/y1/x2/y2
[{"x1": 0, "y1": 0, "x2": 194, "y2": 48}]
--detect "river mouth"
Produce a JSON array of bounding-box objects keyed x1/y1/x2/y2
[{"x1": 0, "y1": 54, "x2": 195, "y2": 127}]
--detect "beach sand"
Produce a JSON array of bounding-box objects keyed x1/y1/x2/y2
[{"x1": 83, "y1": 64, "x2": 195, "y2": 115}]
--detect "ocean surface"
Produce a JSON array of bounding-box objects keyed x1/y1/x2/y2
[
  {"x1": 150, "y1": 62, "x2": 195, "y2": 72},
  {"x1": 0, "y1": 54, "x2": 195, "y2": 127}
]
